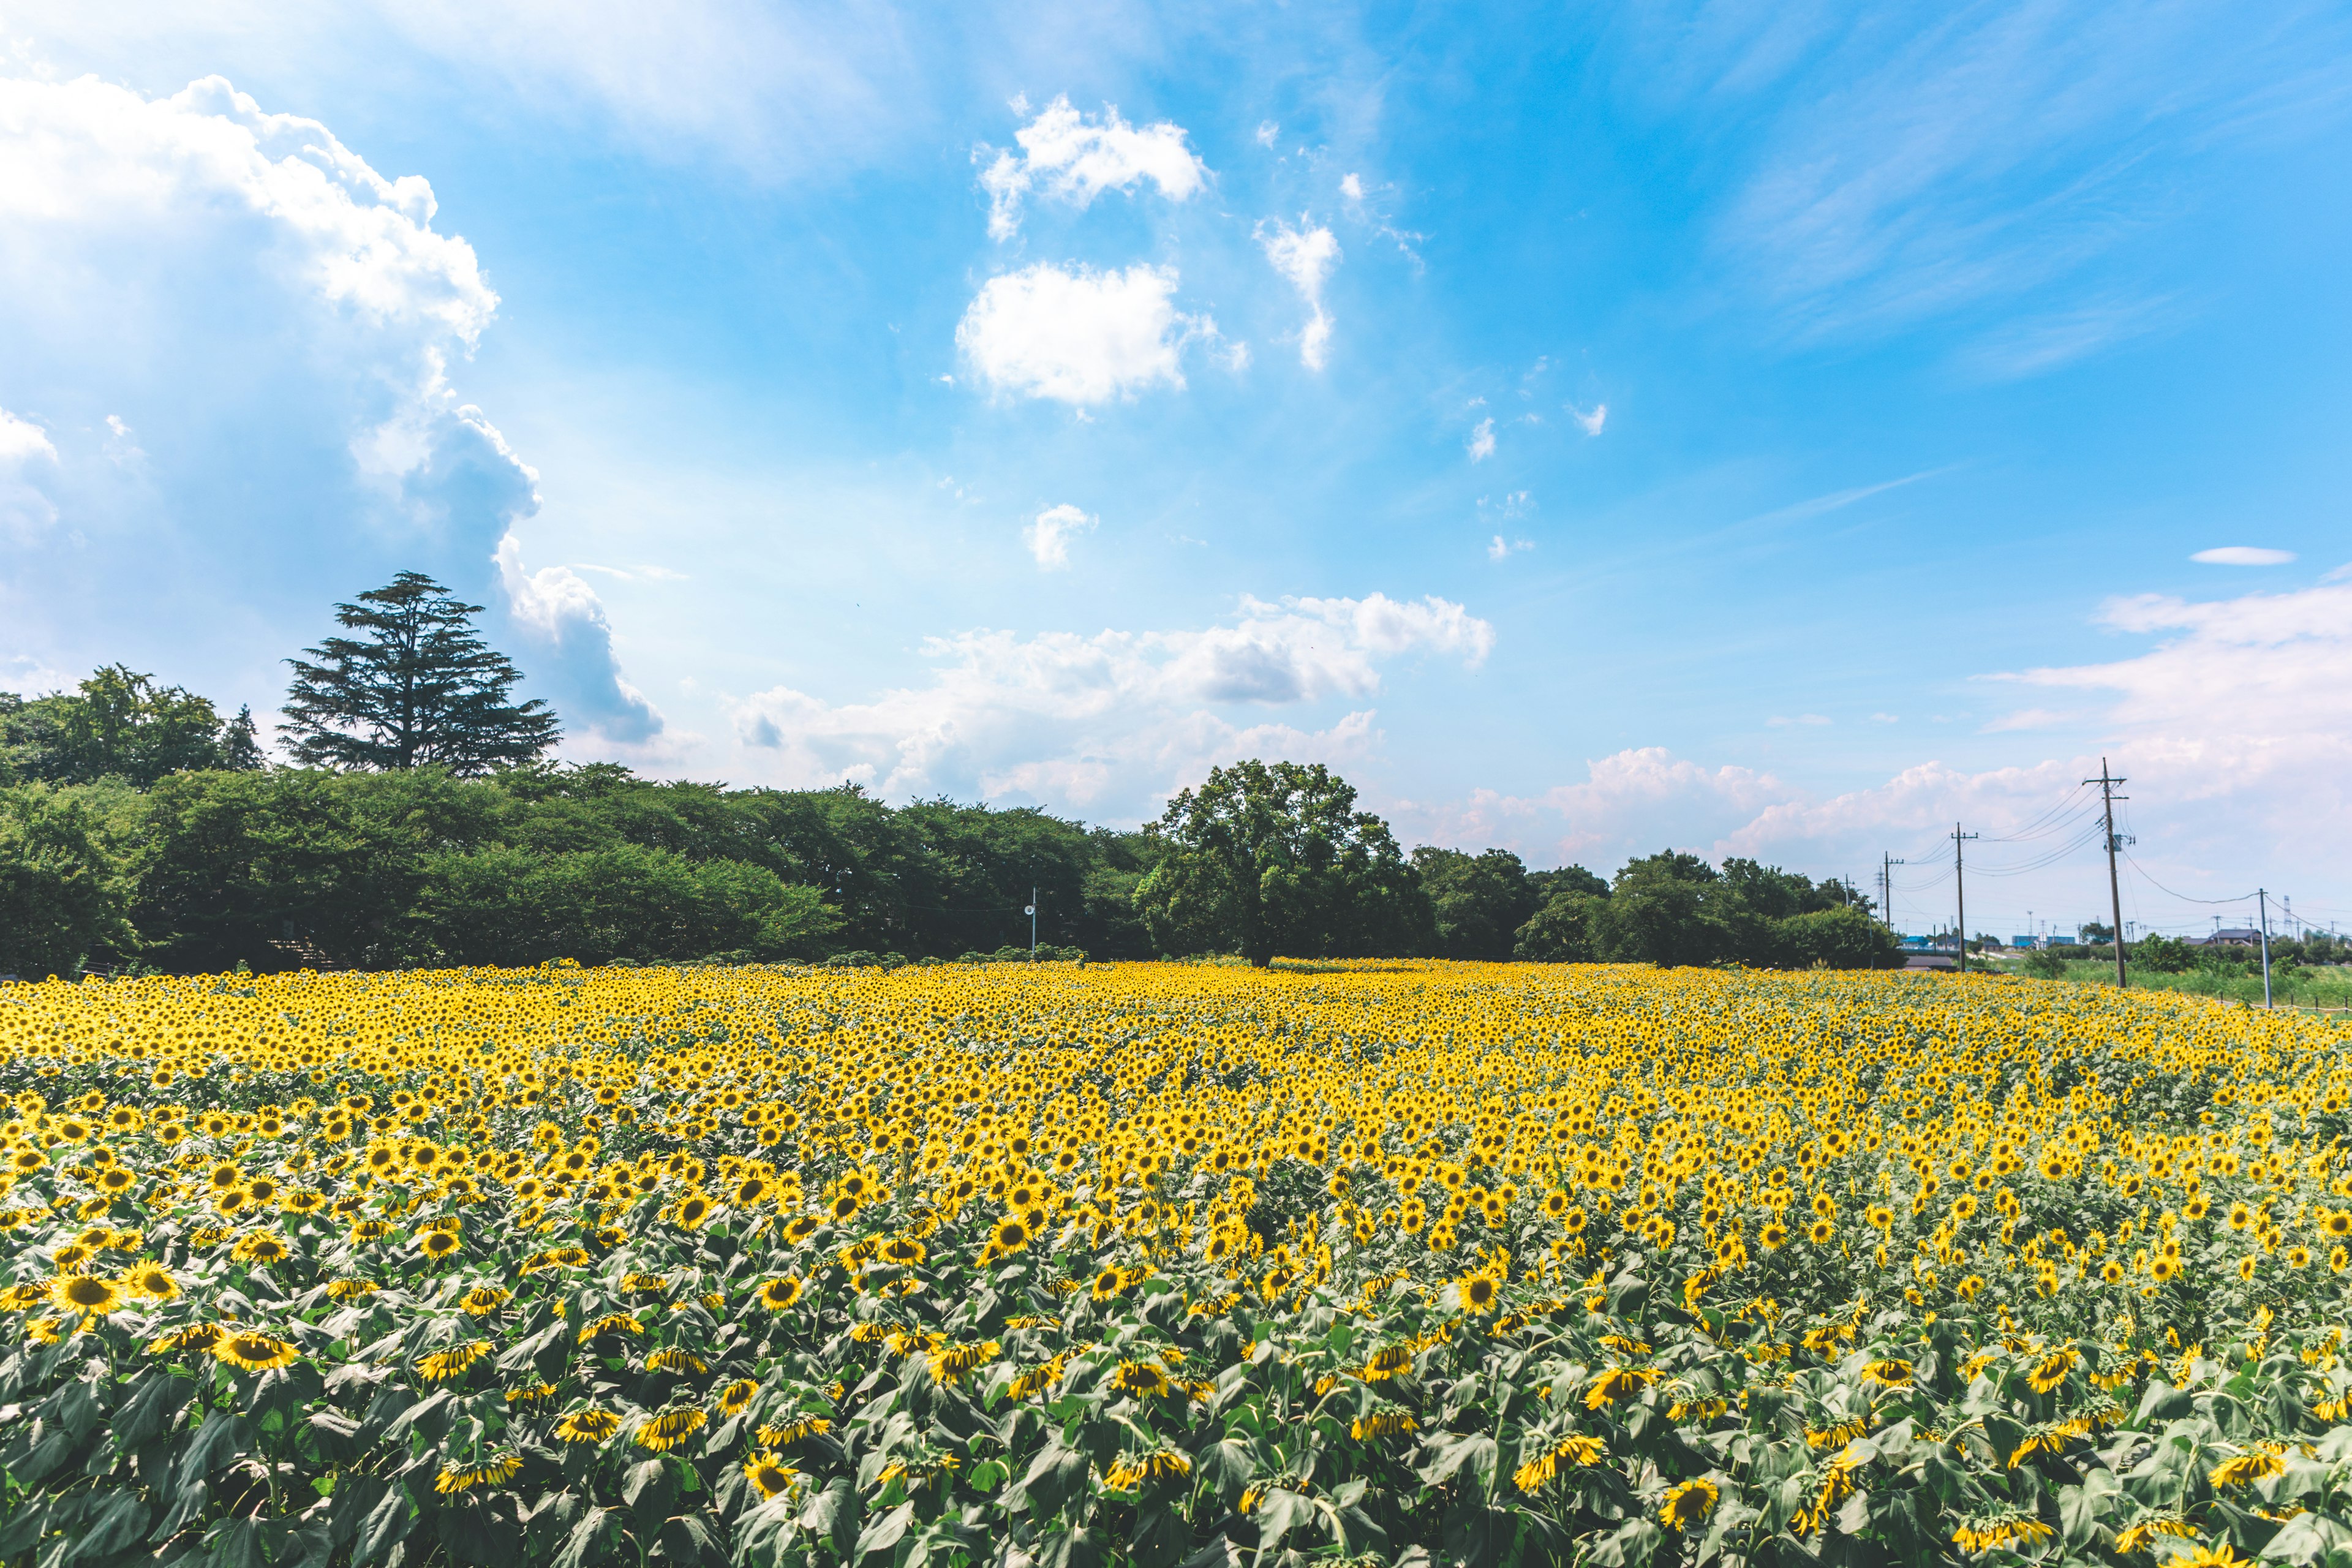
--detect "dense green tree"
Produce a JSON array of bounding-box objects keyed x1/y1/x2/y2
[
  {"x1": 0, "y1": 783, "x2": 134, "y2": 976},
  {"x1": 281, "y1": 571, "x2": 560, "y2": 773},
  {"x1": 129, "y1": 769, "x2": 432, "y2": 971},
  {"x1": 1599, "y1": 850, "x2": 1736, "y2": 967},
  {"x1": 1513, "y1": 887, "x2": 1607, "y2": 962},
  {"x1": 1136, "y1": 761, "x2": 1432, "y2": 965},
  {"x1": 1770, "y1": 907, "x2": 1900, "y2": 969},
  {"x1": 0, "y1": 666, "x2": 249, "y2": 786},
  {"x1": 1414, "y1": 846, "x2": 1539, "y2": 959},
  {"x1": 1721, "y1": 857, "x2": 1870, "y2": 920},
  {"x1": 409, "y1": 843, "x2": 837, "y2": 967},
  {"x1": 1528, "y1": 863, "x2": 1609, "y2": 903}
]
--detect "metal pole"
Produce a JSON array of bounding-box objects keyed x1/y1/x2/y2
[
  {"x1": 1952, "y1": 823, "x2": 1978, "y2": 973},
  {"x1": 2085, "y1": 758, "x2": 2129, "y2": 989},
  {"x1": 1030, "y1": 886, "x2": 1038, "y2": 962},
  {"x1": 2258, "y1": 888, "x2": 2273, "y2": 1008}
]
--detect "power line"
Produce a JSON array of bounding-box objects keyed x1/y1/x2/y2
[{"x1": 2120, "y1": 851, "x2": 2257, "y2": 907}]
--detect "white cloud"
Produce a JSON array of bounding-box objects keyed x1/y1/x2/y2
[
  {"x1": 1401, "y1": 575, "x2": 2352, "y2": 929},
  {"x1": 0, "y1": 407, "x2": 59, "y2": 535},
  {"x1": 1467, "y1": 417, "x2": 1496, "y2": 461},
  {"x1": 1340, "y1": 172, "x2": 1364, "y2": 200},
  {"x1": 1025, "y1": 503, "x2": 1096, "y2": 570},
  {"x1": 1255, "y1": 216, "x2": 1340, "y2": 371},
  {"x1": 0, "y1": 74, "x2": 656, "y2": 741},
  {"x1": 496, "y1": 533, "x2": 663, "y2": 742},
  {"x1": 2191, "y1": 546, "x2": 2296, "y2": 566},
  {"x1": 977, "y1": 96, "x2": 1207, "y2": 241},
  {"x1": 1487, "y1": 535, "x2": 1533, "y2": 561},
  {"x1": 1255, "y1": 121, "x2": 1279, "y2": 149},
  {"x1": 0, "y1": 409, "x2": 56, "y2": 466},
  {"x1": 1570, "y1": 402, "x2": 1608, "y2": 435},
  {"x1": 731, "y1": 592, "x2": 1492, "y2": 808},
  {"x1": 957, "y1": 263, "x2": 1217, "y2": 405}
]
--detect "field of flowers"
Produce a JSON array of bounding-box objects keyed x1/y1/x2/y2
[{"x1": 3, "y1": 960, "x2": 2351, "y2": 1568}]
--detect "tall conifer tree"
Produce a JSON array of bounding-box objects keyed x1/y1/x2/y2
[{"x1": 281, "y1": 572, "x2": 559, "y2": 773}]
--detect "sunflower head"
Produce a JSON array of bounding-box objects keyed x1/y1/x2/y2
[
  {"x1": 50, "y1": 1274, "x2": 123, "y2": 1316},
  {"x1": 213, "y1": 1331, "x2": 300, "y2": 1371},
  {"x1": 743, "y1": 1452, "x2": 799, "y2": 1498},
  {"x1": 758, "y1": 1277, "x2": 804, "y2": 1311}
]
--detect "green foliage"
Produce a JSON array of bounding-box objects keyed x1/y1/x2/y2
[
  {"x1": 2135, "y1": 934, "x2": 2196, "y2": 973},
  {"x1": 281, "y1": 571, "x2": 562, "y2": 773},
  {"x1": 1137, "y1": 762, "x2": 1433, "y2": 966},
  {"x1": 1414, "y1": 848, "x2": 1539, "y2": 960},
  {"x1": 0, "y1": 665, "x2": 255, "y2": 787},
  {"x1": 1513, "y1": 854, "x2": 1896, "y2": 970},
  {"x1": 2022, "y1": 946, "x2": 2070, "y2": 979},
  {"x1": 1513, "y1": 890, "x2": 1606, "y2": 963},
  {"x1": 410, "y1": 844, "x2": 840, "y2": 966},
  {"x1": 0, "y1": 783, "x2": 132, "y2": 976}
]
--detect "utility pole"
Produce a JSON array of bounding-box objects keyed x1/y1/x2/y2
[
  {"x1": 2258, "y1": 888, "x2": 2274, "y2": 1009},
  {"x1": 1952, "y1": 823, "x2": 1979, "y2": 973},
  {"x1": 1025, "y1": 888, "x2": 1038, "y2": 962},
  {"x1": 2085, "y1": 758, "x2": 2130, "y2": 989},
  {"x1": 1880, "y1": 854, "x2": 1905, "y2": 932}
]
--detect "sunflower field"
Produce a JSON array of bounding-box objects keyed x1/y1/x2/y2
[{"x1": 4, "y1": 960, "x2": 2352, "y2": 1568}]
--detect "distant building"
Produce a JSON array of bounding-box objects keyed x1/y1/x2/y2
[
  {"x1": 2009, "y1": 935, "x2": 2035, "y2": 950},
  {"x1": 2199, "y1": 928, "x2": 2264, "y2": 948},
  {"x1": 1900, "y1": 933, "x2": 1962, "y2": 954}
]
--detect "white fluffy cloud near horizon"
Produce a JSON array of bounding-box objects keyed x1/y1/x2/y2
[
  {"x1": 729, "y1": 592, "x2": 1494, "y2": 807},
  {"x1": 1390, "y1": 573, "x2": 2352, "y2": 933},
  {"x1": 0, "y1": 72, "x2": 659, "y2": 743}
]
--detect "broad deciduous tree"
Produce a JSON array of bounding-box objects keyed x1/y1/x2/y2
[{"x1": 1136, "y1": 760, "x2": 1431, "y2": 965}]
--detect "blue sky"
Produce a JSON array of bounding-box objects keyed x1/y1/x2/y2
[{"x1": 4, "y1": 0, "x2": 2351, "y2": 940}]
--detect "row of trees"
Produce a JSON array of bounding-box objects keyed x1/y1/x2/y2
[
  {"x1": 1, "y1": 747, "x2": 1900, "y2": 978},
  {"x1": 1, "y1": 573, "x2": 1901, "y2": 976}
]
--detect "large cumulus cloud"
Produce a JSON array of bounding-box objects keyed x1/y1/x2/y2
[{"x1": 0, "y1": 73, "x2": 658, "y2": 742}]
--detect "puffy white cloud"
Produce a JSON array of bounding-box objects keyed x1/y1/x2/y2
[
  {"x1": 0, "y1": 407, "x2": 59, "y2": 536},
  {"x1": 2191, "y1": 546, "x2": 2295, "y2": 566},
  {"x1": 0, "y1": 73, "x2": 657, "y2": 741},
  {"x1": 978, "y1": 96, "x2": 1207, "y2": 241},
  {"x1": 1570, "y1": 402, "x2": 1608, "y2": 436},
  {"x1": 956, "y1": 262, "x2": 1223, "y2": 405},
  {"x1": 1024, "y1": 503, "x2": 1096, "y2": 570},
  {"x1": 494, "y1": 532, "x2": 663, "y2": 744},
  {"x1": 0, "y1": 409, "x2": 56, "y2": 465},
  {"x1": 1466, "y1": 417, "x2": 1496, "y2": 461},
  {"x1": 731, "y1": 592, "x2": 1491, "y2": 809},
  {"x1": 1256, "y1": 217, "x2": 1340, "y2": 371},
  {"x1": 1487, "y1": 535, "x2": 1533, "y2": 561},
  {"x1": 1340, "y1": 173, "x2": 1364, "y2": 200},
  {"x1": 1255, "y1": 120, "x2": 1279, "y2": 149}
]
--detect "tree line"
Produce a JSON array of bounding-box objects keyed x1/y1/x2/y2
[{"x1": 0, "y1": 574, "x2": 1901, "y2": 978}]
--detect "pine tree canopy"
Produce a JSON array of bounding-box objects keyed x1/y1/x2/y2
[{"x1": 280, "y1": 571, "x2": 561, "y2": 774}]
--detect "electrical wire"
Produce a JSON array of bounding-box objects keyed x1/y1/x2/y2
[
  {"x1": 1982, "y1": 783, "x2": 2101, "y2": 844},
  {"x1": 2119, "y1": 851, "x2": 2255, "y2": 907},
  {"x1": 1966, "y1": 820, "x2": 2110, "y2": 878}
]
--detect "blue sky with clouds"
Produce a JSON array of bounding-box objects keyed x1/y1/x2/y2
[{"x1": 4, "y1": 0, "x2": 2351, "y2": 940}]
